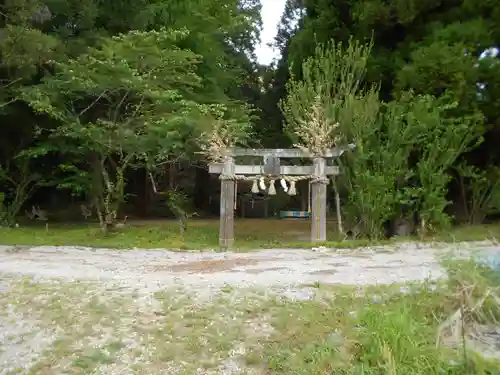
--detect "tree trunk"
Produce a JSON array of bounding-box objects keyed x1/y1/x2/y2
[{"x1": 332, "y1": 177, "x2": 343, "y2": 235}]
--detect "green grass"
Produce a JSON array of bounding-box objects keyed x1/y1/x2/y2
[
  {"x1": 244, "y1": 261, "x2": 500, "y2": 374},
  {"x1": 1, "y1": 218, "x2": 500, "y2": 251},
  {"x1": 0, "y1": 218, "x2": 374, "y2": 250},
  {"x1": 250, "y1": 283, "x2": 454, "y2": 374}
]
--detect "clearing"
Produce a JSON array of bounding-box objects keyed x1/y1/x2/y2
[{"x1": 0, "y1": 241, "x2": 497, "y2": 374}]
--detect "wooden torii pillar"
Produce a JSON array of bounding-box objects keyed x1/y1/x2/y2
[{"x1": 209, "y1": 147, "x2": 351, "y2": 249}]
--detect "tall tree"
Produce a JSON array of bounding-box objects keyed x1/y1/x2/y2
[{"x1": 0, "y1": 0, "x2": 263, "y2": 222}]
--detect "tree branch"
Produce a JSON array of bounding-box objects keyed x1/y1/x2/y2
[
  {"x1": 79, "y1": 90, "x2": 108, "y2": 117},
  {"x1": 0, "y1": 98, "x2": 17, "y2": 109},
  {"x1": 112, "y1": 90, "x2": 130, "y2": 123}
]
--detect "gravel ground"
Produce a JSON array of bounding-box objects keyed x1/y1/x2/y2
[
  {"x1": 0, "y1": 242, "x2": 458, "y2": 293},
  {"x1": 0, "y1": 240, "x2": 496, "y2": 374}
]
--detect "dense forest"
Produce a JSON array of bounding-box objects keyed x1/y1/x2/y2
[{"x1": 1, "y1": 0, "x2": 500, "y2": 239}]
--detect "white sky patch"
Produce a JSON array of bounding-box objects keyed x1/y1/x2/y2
[
  {"x1": 255, "y1": 0, "x2": 287, "y2": 65},
  {"x1": 480, "y1": 47, "x2": 499, "y2": 59}
]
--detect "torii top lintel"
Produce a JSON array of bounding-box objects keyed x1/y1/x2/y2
[{"x1": 227, "y1": 144, "x2": 355, "y2": 158}]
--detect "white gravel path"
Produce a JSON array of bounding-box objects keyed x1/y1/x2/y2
[
  {"x1": 0, "y1": 244, "x2": 430, "y2": 289},
  {"x1": 0, "y1": 241, "x2": 495, "y2": 295},
  {"x1": 0, "y1": 240, "x2": 497, "y2": 374}
]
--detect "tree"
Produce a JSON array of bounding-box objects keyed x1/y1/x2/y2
[
  {"x1": 283, "y1": 38, "x2": 485, "y2": 238},
  {"x1": 20, "y1": 28, "x2": 249, "y2": 230}
]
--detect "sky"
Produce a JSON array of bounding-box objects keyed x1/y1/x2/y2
[{"x1": 255, "y1": 0, "x2": 287, "y2": 65}]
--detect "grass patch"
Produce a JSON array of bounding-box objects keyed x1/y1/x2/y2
[
  {"x1": 1, "y1": 219, "x2": 500, "y2": 251},
  {"x1": 0, "y1": 276, "x2": 277, "y2": 374},
  {"x1": 244, "y1": 261, "x2": 500, "y2": 374},
  {"x1": 0, "y1": 278, "x2": 131, "y2": 374},
  {"x1": 432, "y1": 223, "x2": 500, "y2": 242},
  {"x1": 0, "y1": 218, "x2": 376, "y2": 250},
  {"x1": 245, "y1": 283, "x2": 453, "y2": 374}
]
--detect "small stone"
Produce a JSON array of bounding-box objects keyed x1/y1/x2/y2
[
  {"x1": 327, "y1": 331, "x2": 344, "y2": 347},
  {"x1": 399, "y1": 286, "x2": 410, "y2": 294}
]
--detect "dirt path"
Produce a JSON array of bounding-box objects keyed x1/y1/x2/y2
[
  {"x1": 0, "y1": 243, "x2": 450, "y2": 296},
  {"x1": 0, "y1": 241, "x2": 495, "y2": 375}
]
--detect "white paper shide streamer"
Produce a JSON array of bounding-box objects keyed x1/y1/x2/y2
[
  {"x1": 259, "y1": 176, "x2": 266, "y2": 191},
  {"x1": 280, "y1": 178, "x2": 288, "y2": 193}
]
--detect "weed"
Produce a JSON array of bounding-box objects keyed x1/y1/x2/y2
[
  {"x1": 221, "y1": 284, "x2": 234, "y2": 293},
  {"x1": 1, "y1": 219, "x2": 500, "y2": 250}
]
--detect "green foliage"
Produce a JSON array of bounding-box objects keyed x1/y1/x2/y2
[
  {"x1": 197, "y1": 103, "x2": 255, "y2": 162},
  {"x1": 271, "y1": 0, "x2": 500, "y2": 153},
  {"x1": 0, "y1": 155, "x2": 45, "y2": 226},
  {"x1": 343, "y1": 92, "x2": 484, "y2": 237},
  {"x1": 281, "y1": 38, "x2": 373, "y2": 154},
  {"x1": 339, "y1": 92, "x2": 418, "y2": 238},
  {"x1": 411, "y1": 97, "x2": 485, "y2": 231},
  {"x1": 0, "y1": 192, "x2": 7, "y2": 225},
  {"x1": 0, "y1": 25, "x2": 61, "y2": 79},
  {"x1": 0, "y1": 0, "x2": 261, "y2": 223},
  {"x1": 19, "y1": 28, "x2": 206, "y2": 228},
  {"x1": 1, "y1": 0, "x2": 500, "y2": 239},
  {"x1": 283, "y1": 37, "x2": 486, "y2": 238},
  {"x1": 163, "y1": 190, "x2": 191, "y2": 219},
  {"x1": 17, "y1": 26, "x2": 255, "y2": 228},
  {"x1": 456, "y1": 163, "x2": 500, "y2": 224}
]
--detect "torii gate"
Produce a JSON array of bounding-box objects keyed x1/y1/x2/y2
[{"x1": 209, "y1": 146, "x2": 353, "y2": 249}]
